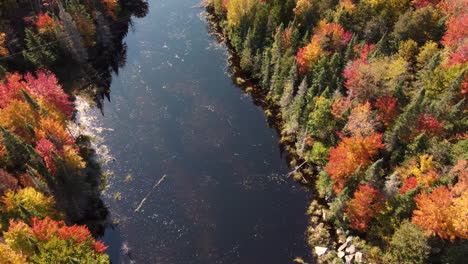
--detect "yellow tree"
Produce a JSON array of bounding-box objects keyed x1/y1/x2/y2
[{"x1": 226, "y1": 0, "x2": 257, "y2": 26}]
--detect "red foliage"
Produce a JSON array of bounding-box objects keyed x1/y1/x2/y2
[
  {"x1": 342, "y1": 56, "x2": 369, "y2": 98},
  {"x1": 296, "y1": 20, "x2": 351, "y2": 72},
  {"x1": 35, "y1": 13, "x2": 55, "y2": 33},
  {"x1": 399, "y1": 177, "x2": 418, "y2": 194},
  {"x1": 25, "y1": 71, "x2": 73, "y2": 118},
  {"x1": 29, "y1": 217, "x2": 108, "y2": 252},
  {"x1": 57, "y1": 224, "x2": 93, "y2": 244},
  {"x1": 94, "y1": 241, "x2": 109, "y2": 253},
  {"x1": 0, "y1": 71, "x2": 73, "y2": 118},
  {"x1": 360, "y1": 44, "x2": 375, "y2": 59},
  {"x1": 0, "y1": 73, "x2": 27, "y2": 108},
  {"x1": 18, "y1": 173, "x2": 34, "y2": 188},
  {"x1": 445, "y1": 44, "x2": 468, "y2": 67},
  {"x1": 331, "y1": 96, "x2": 352, "y2": 119},
  {"x1": 412, "y1": 0, "x2": 442, "y2": 8},
  {"x1": 325, "y1": 133, "x2": 385, "y2": 193},
  {"x1": 346, "y1": 184, "x2": 385, "y2": 232},
  {"x1": 415, "y1": 113, "x2": 444, "y2": 137},
  {"x1": 0, "y1": 169, "x2": 18, "y2": 195},
  {"x1": 35, "y1": 139, "x2": 59, "y2": 173},
  {"x1": 30, "y1": 217, "x2": 64, "y2": 241},
  {"x1": 441, "y1": 4, "x2": 468, "y2": 49},
  {"x1": 374, "y1": 95, "x2": 399, "y2": 127}
]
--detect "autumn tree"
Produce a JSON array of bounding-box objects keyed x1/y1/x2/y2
[
  {"x1": 0, "y1": 32, "x2": 9, "y2": 57},
  {"x1": 412, "y1": 177, "x2": 468, "y2": 241},
  {"x1": 35, "y1": 13, "x2": 57, "y2": 34},
  {"x1": 3, "y1": 217, "x2": 109, "y2": 263},
  {"x1": 415, "y1": 113, "x2": 444, "y2": 138},
  {"x1": 24, "y1": 71, "x2": 73, "y2": 119},
  {"x1": 325, "y1": 133, "x2": 385, "y2": 193},
  {"x1": 0, "y1": 187, "x2": 62, "y2": 230},
  {"x1": 343, "y1": 55, "x2": 408, "y2": 102},
  {"x1": 296, "y1": 20, "x2": 351, "y2": 72},
  {"x1": 0, "y1": 169, "x2": 18, "y2": 196},
  {"x1": 345, "y1": 184, "x2": 385, "y2": 232},
  {"x1": 374, "y1": 95, "x2": 399, "y2": 127},
  {"x1": 344, "y1": 101, "x2": 378, "y2": 137},
  {"x1": 226, "y1": 0, "x2": 257, "y2": 26}
]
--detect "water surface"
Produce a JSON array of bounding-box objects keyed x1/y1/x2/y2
[{"x1": 84, "y1": 0, "x2": 310, "y2": 263}]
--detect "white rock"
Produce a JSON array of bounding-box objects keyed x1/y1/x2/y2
[
  {"x1": 337, "y1": 251, "x2": 345, "y2": 258},
  {"x1": 346, "y1": 245, "x2": 356, "y2": 254},
  {"x1": 346, "y1": 236, "x2": 353, "y2": 243},
  {"x1": 315, "y1": 246, "x2": 328, "y2": 256},
  {"x1": 345, "y1": 254, "x2": 355, "y2": 264},
  {"x1": 338, "y1": 241, "x2": 349, "y2": 252},
  {"x1": 355, "y1": 252, "x2": 363, "y2": 263}
]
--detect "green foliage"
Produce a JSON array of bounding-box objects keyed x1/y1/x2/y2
[
  {"x1": 30, "y1": 238, "x2": 108, "y2": 264},
  {"x1": 384, "y1": 221, "x2": 430, "y2": 264},
  {"x1": 306, "y1": 141, "x2": 329, "y2": 166},
  {"x1": 0, "y1": 188, "x2": 62, "y2": 230},
  {"x1": 0, "y1": 126, "x2": 32, "y2": 170},
  {"x1": 315, "y1": 170, "x2": 333, "y2": 199},
  {"x1": 392, "y1": 6, "x2": 443, "y2": 45},
  {"x1": 23, "y1": 28, "x2": 57, "y2": 68},
  {"x1": 306, "y1": 97, "x2": 337, "y2": 145},
  {"x1": 364, "y1": 158, "x2": 383, "y2": 188}
]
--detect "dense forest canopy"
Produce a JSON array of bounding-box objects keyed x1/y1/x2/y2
[
  {"x1": 0, "y1": 0, "x2": 147, "y2": 262},
  {"x1": 207, "y1": 0, "x2": 467, "y2": 263}
]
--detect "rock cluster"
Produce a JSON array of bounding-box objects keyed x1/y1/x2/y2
[{"x1": 336, "y1": 236, "x2": 363, "y2": 263}]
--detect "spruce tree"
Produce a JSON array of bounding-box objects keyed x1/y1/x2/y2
[
  {"x1": 260, "y1": 49, "x2": 271, "y2": 88},
  {"x1": 279, "y1": 62, "x2": 298, "y2": 109},
  {"x1": 364, "y1": 159, "x2": 384, "y2": 188},
  {"x1": 23, "y1": 28, "x2": 57, "y2": 68},
  {"x1": 0, "y1": 126, "x2": 31, "y2": 170}
]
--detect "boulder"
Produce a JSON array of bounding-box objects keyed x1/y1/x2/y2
[
  {"x1": 355, "y1": 252, "x2": 363, "y2": 263},
  {"x1": 338, "y1": 241, "x2": 349, "y2": 252},
  {"x1": 346, "y1": 245, "x2": 356, "y2": 254},
  {"x1": 337, "y1": 251, "x2": 345, "y2": 258},
  {"x1": 315, "y1": 246, "x2": 328, "y2": 256},
  {"x1": 345, "y1": 254, "x2": 355, "y2": 264}
]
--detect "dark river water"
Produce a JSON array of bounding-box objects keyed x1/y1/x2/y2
[{"x1": 81, "y1": 0, "x2": 310, "y2": 263}]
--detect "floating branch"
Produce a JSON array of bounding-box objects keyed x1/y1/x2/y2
[{"x1": 134, "y1": 174, "x2": 168, "y2": 212}]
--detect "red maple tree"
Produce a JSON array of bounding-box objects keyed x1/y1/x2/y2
[
  {"x1": 346, "y1": 184, "x2": 385, "y2": 232},
  {"x1": 325, "y1": 133, "x2": 385, "y2": 193}
]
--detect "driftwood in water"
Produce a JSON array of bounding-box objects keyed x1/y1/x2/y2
[
  {"x1": 134, "y1": 174, "x2": 168, "y2": 212},
  {"x1": 287, "y1": 161, "x2": 309, "y2": 183}
]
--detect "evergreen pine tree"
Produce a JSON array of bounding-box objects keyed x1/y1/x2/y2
[
  {"x1": 261, "y1": 49, "x2": 271, "y2": 88},
  {"x1": 385, "y1": 88, "x2": 425, "y2": 162},
  {"x1": 23, "y1": 28, "x2": 57, "y2": 68},
  {"x1": 0, "y1": 126, "x2": 31, "y2": 169},
  {"x1": 364, "y1": 159, "x2": 384, "y2": 188},
  {"x1": 279, "y1": 62, "x2": 298, "y2": 109}
]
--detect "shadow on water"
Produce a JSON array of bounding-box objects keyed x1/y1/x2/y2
[
  {"x1": 78, "y1": 0, "x2": 312, "y2": 263},
  {"x1": 55, "y1": 0, "x2": 149, "y2": 237}
]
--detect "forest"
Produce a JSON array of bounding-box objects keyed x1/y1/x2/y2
[
  {"x1": 0, "y1": 0, "x2": 147, "y2": 262},
  {"x1": 206, "y1": 0, "x2": 467, "y2": 263}
]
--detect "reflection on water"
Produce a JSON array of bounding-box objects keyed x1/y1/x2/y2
[{"x1": 81, "y1": 0, "x2": 310, "y2": 263}]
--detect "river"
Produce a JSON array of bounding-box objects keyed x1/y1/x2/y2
[{"x1": 80, "y1": 0, "x2": 310, "y2": 263}]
